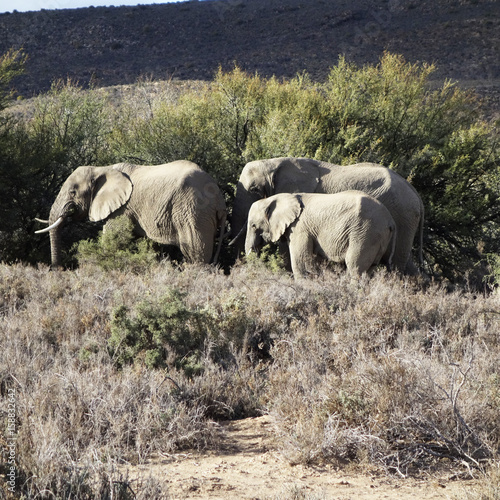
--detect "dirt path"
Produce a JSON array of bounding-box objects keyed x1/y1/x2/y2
[{"x1": 123, "y1": 416, "x2": 480, "y2": 499}]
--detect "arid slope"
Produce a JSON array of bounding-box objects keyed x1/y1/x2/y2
[{"x1": 0, "y1": 0, "x2": 498, "y2": 102}]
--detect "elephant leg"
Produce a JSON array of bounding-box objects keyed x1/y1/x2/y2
[
  {"x1": 345, "y1": 241, "x2": 373, "y2": 276},
  {"x1": 392, "y1": 213, "x2": 420, "y2": 273},
  {"x1": 391, "y1": 237, "x2": 409, "y2": 272},
  {"x1": 179, "y1": 239, "x2": 213, "y2": 264},
  {"x1": 179, "y1": 225, "x2": 214, "y2": 264},
  {"x1": 393, "y1": 236, "x2": 423, "y2": 274},
  {"x1": 289, "y1": 232, "x2": 314, "y2": 278}
]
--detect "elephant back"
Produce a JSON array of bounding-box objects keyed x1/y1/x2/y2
[{"x1": 317, "y1": 162, "x2": 391, "y2": 197}]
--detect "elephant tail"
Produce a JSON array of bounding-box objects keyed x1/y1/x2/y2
[
  {"x1": 387, "y1": 222, "x2": 397, "y2": 272},
  {"x1": 211, "y1": 209, "x2": 227, "y2": 265}
]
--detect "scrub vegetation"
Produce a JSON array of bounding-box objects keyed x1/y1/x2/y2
[
  {"x1": 0, "y1": 48, "x2": 499, "y2": 498},
  {"x1": 1, "y1": 259, "x2": 499, "y2": 498},
  {"x1": 1, "y1": 52, "x2": 498, "y2": 281}
]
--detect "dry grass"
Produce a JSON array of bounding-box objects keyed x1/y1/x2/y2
[{"x1": 0, "y1": 260, "x2": 499, "y2": 497}]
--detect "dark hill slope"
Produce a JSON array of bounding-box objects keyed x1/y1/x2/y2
[{"x1": 0, "y1": 0, "x2": 498, "y2": 101}]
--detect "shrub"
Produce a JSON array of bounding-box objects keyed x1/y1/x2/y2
[
  {"x1": 484, "y1": 253, "x2": 500, "y2": 290},
  {"x1": 109, "y1": 66, "x2": 264, "y2": 189},
  {"x1": 1, "y1": 51, "x2": 499, "y2": 281},
  {"x1": 245, "y1": 243, "x2": 287, "y2": 275},
  {"x1": 76, "y1": 215, "x2": 157, "y2": 273},
  {"x1": 244, "y1": 72, "x2": 326, "y2": 160},
  {"x1": 1, "y1": 262, "x2": 499, "y2": 497},
  {"x1": 264, "y1": 270, "x2": 499, "y2": 471},
  {"x1": 1, "y1": 78, "x2": 116, "y2": 264},
  {"x1": 109, "y1": 289, "x2": 205, "y2": 372},
  {"x1": 0, "y1": 48, "x2": 26, "y2": 110}
]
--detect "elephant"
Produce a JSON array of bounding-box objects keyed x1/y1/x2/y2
[
  {"x1": 35, "y1": 161, "x2": 227, "y2": 267},
  {"x1": 231, "y1": 157, "x2": 424, "y2": 273},
  {"x1": 245, "y1": 191, "x2": 396, "y2": 278}
]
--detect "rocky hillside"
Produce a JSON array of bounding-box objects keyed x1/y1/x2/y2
[{"x1": 0, "y1": 0, "x2": 499, "y2": 109}]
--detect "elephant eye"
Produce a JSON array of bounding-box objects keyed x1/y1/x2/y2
[{"x1": 249, "y1": 185, "x2": 260, "y2": 194}]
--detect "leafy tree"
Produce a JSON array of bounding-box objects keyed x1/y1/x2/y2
[
  {"x1": 110, "y1": 66, "x2": 266, "y2": 189},
  {"x1": 1, "y1": 78, "x2": 115, "y2": 264},
  {"x1": 1, "y1": 51, "x2": 498, "y2": 283},
  {"x1": 0, "y1": 48, "x2": 26, "y2": 110},
  {"x1": 317, "y1": 54, "x2": 500, "y2": 281},
  {"x1": 0, "y1": 49, "x2": 28, "y2": 262},
  {"x1": 244, "y1": 72, "x2": 326, "y2": 160}
]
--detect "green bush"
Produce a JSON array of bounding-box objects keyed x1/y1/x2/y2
[
  {"x1": 76, "y1": 215, "x2": 157, "y2": 272},
  {"x1": 0, "y1": 49, "x2": 27, "y2": 263},
  {"x1": 1, "y1": 78, "x2": 117, "y2": 264},
  {"x1": 0, "y1": 48, "x2": 26, "y2": 110},
  {"x1": 484, "y1": 253, "x2": 500, "y2": 290},
  {"x1": 245, "y1": 243, "x2": 287, "y2": 274},
  {"x1": 109, "y1": 289, "x2": 205, "y2": 372},
  {"x1": 107, "y1": 277, "x2": 275, "y2": 377},
  {"x1": 245, "y1": 72, "x2": 326, "y2": 160}
]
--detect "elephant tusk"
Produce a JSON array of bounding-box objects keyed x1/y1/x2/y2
[
  {"x1": 35, "y1": 216, "x2": 64, "y2": 234},
  {"x1": 34, "y1": 217, "x2": 49, "y2": 224},
  {"x1": 228, "y1": 222, "x2": 247, "y2": 246}
]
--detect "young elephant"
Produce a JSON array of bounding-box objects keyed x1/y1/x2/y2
[{"x1": 245, "y1": 191, "x2": 396, "y2": 278}]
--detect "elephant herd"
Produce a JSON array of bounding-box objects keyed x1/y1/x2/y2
[{"x1": 35, "y1": 157, "x2": 424, "y2": 278}]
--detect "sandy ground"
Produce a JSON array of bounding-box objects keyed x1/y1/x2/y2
[{"x1": 120, "y1": 415, "x2": 481, "y2": 499}]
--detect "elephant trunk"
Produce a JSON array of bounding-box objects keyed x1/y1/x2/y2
[
  {"x1": 231, "y1": 185, "x2": 258, "y2": 256},
  {"x1": 244, "y1": 232, "x2": 262, "y2": 256},
  {"x1": 48, "y1": 202, "x2": 66, "y2": 268},
  {"x1": 42, "y1": 198, "x2": 74, "y2": 268},
  {"x1": 49, "y1": 226, "x2": 63, "y2": 268}
]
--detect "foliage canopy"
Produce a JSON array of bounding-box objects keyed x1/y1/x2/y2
[{"x1": 0, "y1": 50, "x2": 498, "y2": 283}]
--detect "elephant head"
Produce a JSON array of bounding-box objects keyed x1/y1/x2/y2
[
  {"x1": 231, "y1": 158, "x2": 320, "y2": 252},
  {"x1": 245, "y1": 194, "x2": 302, "y2": 255},
  {"x1": 36, "y1": 166, "x2": 133, "y2": 267}
]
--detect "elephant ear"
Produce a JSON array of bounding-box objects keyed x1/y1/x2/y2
[
  {"x1": 89, "y1": 168, "x2": 133, "y2": 222},
  {"x1": 267, "y1": 194, "x2": 302, "y2": 242},
  {"x1": 273, "y1": 157, "x2": 320, "y2": 194}
]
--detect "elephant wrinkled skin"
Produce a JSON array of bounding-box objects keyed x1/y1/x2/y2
[
  {"x1": 245, "y1": 191, "x2": 396, "y2": 278},
  {"x1": 36, "y1": 161, "x2": 227, "y2": 267},
  {"x1": 232, "y1": 157, "x2": 423, "y2": 273}
]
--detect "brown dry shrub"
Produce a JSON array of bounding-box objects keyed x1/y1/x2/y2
[
  {"x1": 0, "y1": 262, "x2": 499, "y2": 497},
  {"x1": 263, "y1": 270, "x2": 500, "y2": 473}
]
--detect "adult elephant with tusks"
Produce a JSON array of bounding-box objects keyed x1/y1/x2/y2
[
  {"x1": 231, "y1": 157, "x2": 424, "y2": 274},
  {"x1": 36, "y1": 161, "x2": 227, "y2": 267}
]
